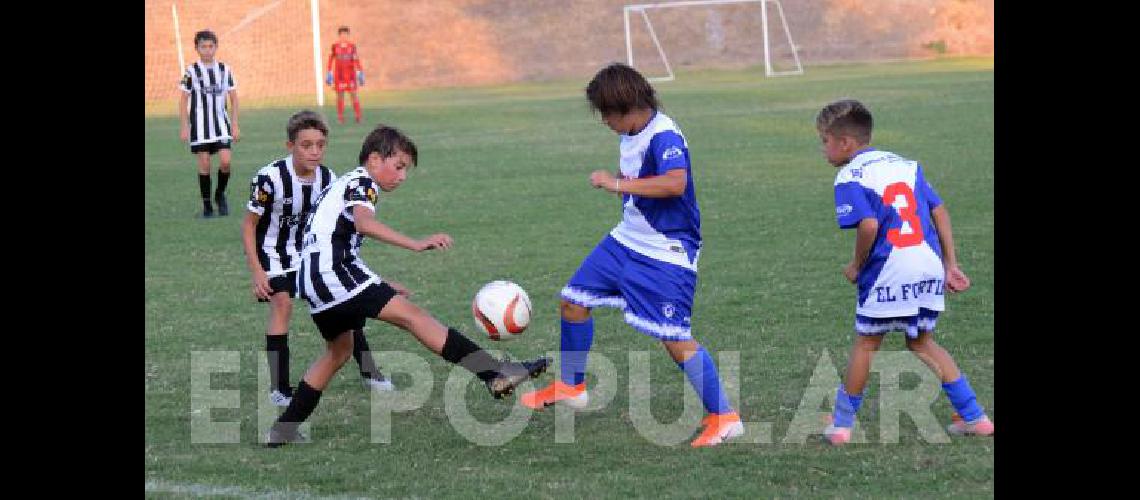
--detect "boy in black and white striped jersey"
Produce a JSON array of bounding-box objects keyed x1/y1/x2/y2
[
  {"x1": 242, "y1": 110, "x2": 392, "y2": 409},
  {"x1": 179, "y1": 30, "x2": 240, "y2": 218}
]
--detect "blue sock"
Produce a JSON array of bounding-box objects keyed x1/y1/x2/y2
[
  {"x1": 559, "y1": 317, "x2": 594, "y2": 386},
  {"x1": 832, "y1": 385, "x2": 864, "y2": 428},
  {"x1": 677, "y1": 346, "x2": 733, "y2": 414},
  {"x1": 942, "y1": 376, "x2": 984, "y2": 422}
]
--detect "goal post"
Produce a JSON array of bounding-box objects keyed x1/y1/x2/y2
[{"x1": 623, "y1": 0, "x2": 803, "y2": 82}]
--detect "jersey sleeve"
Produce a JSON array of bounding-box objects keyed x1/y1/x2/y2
[
  {"x1": 649, "y1": 130, "x2": 688, "y2": 175},
  {"x1": 834, "y1": 181, "x2": 876, "y2": 229},
  {"x1": 915, "y1": 164, "x2": 943, "y2": 210},
  {"x1": 247, "y1": 172, "x2": 274, "y2": 216},
  {"x1": 344, "y1": 177, "x2": 378, "y2": 211},
  {"x1": 179, "y1": 69, "x2": 192, "y2": 93}
]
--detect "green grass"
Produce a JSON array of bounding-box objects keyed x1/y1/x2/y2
[{"x1": 145, "y1": 57, "x2": 994, "y2": 498}]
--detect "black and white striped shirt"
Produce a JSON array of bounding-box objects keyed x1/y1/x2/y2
[
  {"x1": 179, "y1": 61, "x2": 237, "y2": 145},
  {"x1": 298, "y1": 167, "x2": 383, "y2": 313},
  {"x1": 247, "y1": 156, "x2": 335, "y2": 276}
]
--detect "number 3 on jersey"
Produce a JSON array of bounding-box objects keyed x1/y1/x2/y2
[{"x1": 882, "y1": 182, "x2": 924, "y2": 248}]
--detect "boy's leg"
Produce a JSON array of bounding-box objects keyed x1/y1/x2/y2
[
  {"x1": 523, "y1": 237, "x2": 626, "y2": 409},
  {"x1": 906, "y1": 330, "x2": 992, "y2": 435},
  {"x1": 196, "y1": 151, "x2": 214, "y2": 217},
  {"x1": 268, "y1": 329, "x2": 355, "y2": 447},
  {"x1": 336, "y1": 91, "x2": 346, "y2": 123},
  {"x1": 215, "y1": 147, "x2": 232, "y2": 216},
  {"x1": 376, "y1": 293, "x2": 549, "y2": 398},
  {"x1": 350, "y1": 90, "x2": 362, "y2": 123},
  {"x1": 521, "y1": 301, "x2": 594, "y2": 409},
  {"x1": 665, "y1": 340, "x2": 743, "y2": 447},
  {"x1": 352, "y1": 328, "x2": 393, "y2": 391},
  {"x1": 265, "y1": 291, "x2": 294, "y2": 406},
  {"x1": 832, "y1": 335, "x2": 883, "y2": 424}
]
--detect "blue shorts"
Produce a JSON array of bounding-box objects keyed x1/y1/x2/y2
[
  {"x1": 561, "y1": 235, "x2": 696, "y2": 341},
  {"x1": 855, "y1": 308, "x2": 940, "y2": 339}
]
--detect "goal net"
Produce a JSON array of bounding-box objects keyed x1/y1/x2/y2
[{"x1": 623, "y1": 0, "x2": 803, "y2": 81}]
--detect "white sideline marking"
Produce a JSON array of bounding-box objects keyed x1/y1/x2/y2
[{"x1": 145, "y1": 480, "x2": 371, "y2": 499}]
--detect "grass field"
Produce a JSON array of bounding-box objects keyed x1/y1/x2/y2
[{"x1": 145, "y1": 57, "x2": 994, "y2": 498}]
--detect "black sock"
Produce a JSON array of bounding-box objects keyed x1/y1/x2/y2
[
  {"x1": 266, "y1": 335, "x2": 291, "y2": 394},
  {"x1": 198, "y1": 174, "x2": 212, "y2": 205},
  {"x1": 352, "y1": 329, "x2": 381, "y2": 379},
  {"x1": 441, "y1": 328, "x2": 501, "y2": 382},
  {"x1": 277, "y1": 379, "x2": 322, "y2": 424},
  {"x1": 216, "y1": 170, "x2": 230, "y2": 198}
]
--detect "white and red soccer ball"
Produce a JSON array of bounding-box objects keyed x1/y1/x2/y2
[{"x1": 471, "y1": 280, "x2": 531, "y2": 340}]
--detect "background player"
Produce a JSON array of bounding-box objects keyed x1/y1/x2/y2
[
  {"x1": 179, "y1": 29, "x2": 240, "y2": 218},
  {"x1": 326, "y1": 26, "x2": 366, "y2": 124}
]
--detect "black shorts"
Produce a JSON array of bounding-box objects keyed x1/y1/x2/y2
[
  {"x1": 257, "y1": 271, "x2": 298, "y2": 302},
  {"x1": 311, "y1": 282, "x2": 398, "y2": 341},
  {"x1": 190, "y1": 140, "x2": 232, "y2": 154}
]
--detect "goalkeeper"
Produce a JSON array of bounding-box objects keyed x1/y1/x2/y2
[{"x1": 326, "y1": 25, "x2": 366, "y2": 124}]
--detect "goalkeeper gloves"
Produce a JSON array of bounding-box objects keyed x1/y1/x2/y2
[
  {"x1": 356, "y1": 71, "x2": 365, "y2": 86},
  {"x1": 325, "y1": 71, "x2": 333, "y2": 85}
]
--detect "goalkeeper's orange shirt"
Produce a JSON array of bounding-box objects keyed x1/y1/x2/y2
[{"x1": 327, "y1": 41, "x2": 362, "y2": 81}]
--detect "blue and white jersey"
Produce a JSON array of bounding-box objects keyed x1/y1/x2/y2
[
  {"x1": 609, "y1": 111, "x2": 702, "y2": 272},
  {"x1": 834, "y1": 148, "x2": 946, "y2": 318}
]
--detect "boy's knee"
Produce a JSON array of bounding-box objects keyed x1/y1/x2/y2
[
  {"x1": 905, "y1": 333, "x2": 936, "y2": 352},
  {"x1": 560, "y1": 300, "x2": 590, "y2": 322},
  {"x1": 855, "y1": 335, "x2": 884, "y2": 351}
]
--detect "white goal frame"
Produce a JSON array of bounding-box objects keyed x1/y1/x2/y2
[{"x1": 623, "y1": 0, "x2": 803, "y2": 82}]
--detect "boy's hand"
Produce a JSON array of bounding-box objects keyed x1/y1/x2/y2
[
  {"x1": 415, "y1": 233, "x2": 453, "y2": 251},
  {"x1": 387, "y1": 280, "x2": 412, "y2": 297},
  {"x1": 180, "y1": 124, "x2": 189, "y2": 142},
  {"x1": 945, "y1": 265, "x2": 971, "y2": 293},
  {"x1": 590, "y1": 170, "x2": 619, "y2": 193},
  {"x1": 843, "y1": 261, "x2": 860, "y2": 284},
  {"x1": 232, "y1": 124, "x2": 241, "y2": 142},
  {"x1": 252, "y1": 270, "x2": 272, "y2": 301}
]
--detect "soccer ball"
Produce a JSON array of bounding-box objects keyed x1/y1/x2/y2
[{"x1": 471, "y1": 280, "x2": 532, "y2": 340}]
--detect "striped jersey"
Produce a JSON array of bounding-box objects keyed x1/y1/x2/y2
[
  {"x1": 179, "y1": 61, "x2": 237, "y2": 145},
  {"x1": 833, "y1": 148, "x2": 946, "y2": 317},
  {"x1": 298, "y1": 166, "x2": 383, "y2": 313},
  {"x1": 246, "y1": 156, "x2": 335, "y2": 276},
  {"x1": 609, "y1": 110, "x2": 702, "y2": 272}
]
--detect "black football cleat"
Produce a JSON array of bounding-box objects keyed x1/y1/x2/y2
[{"x1": 485, "y1": 356, "x2": 551, "y2": 399}]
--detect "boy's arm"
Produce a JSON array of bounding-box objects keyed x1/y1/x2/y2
[
  {"x1": 591, "y1": 169, "x2": 686, "y2": 198},
  {"x1": 241, "y1": 211, "x2": 272, "y2": 300},
  {"x1": 352, "y1": 205, "x2": 452, "y2": 252},
  {"x1": 228, "y1": 90, "x2": 240, "y2": 141},
  {"x1": 179, "y1": 92, "x2": 189, "y2": 142},
  {"x1": 931, "y1": 205, "x2": 971, "y2": 293},
  {"x1": 844, "y1": 217, "x2": 879, "y2": 283}
]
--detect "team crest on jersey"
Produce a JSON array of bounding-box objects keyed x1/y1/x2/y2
[
  {"x1": 366, "y1": 187, "x2": 377, "y2": 204},
  {"x1": 661, "y1": 302, "x2": 676, "y2": 319},
  {"x1": 662, "y1": 146, "x2": 683, "y2": 161}
]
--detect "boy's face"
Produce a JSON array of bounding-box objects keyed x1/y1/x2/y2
[
  {"x1": 600, "y1": 111, "x2": 639, "y2": 135},
  {"x1": 338, "y1": 31, "x2": 350, "y2": 41},
  {"x1": 195, "y1": 40, "x2": 217, "y2": 62},
  {"x1": 819, "y1": 131, "x2": 855, "y2": 167},
  {"x1": 365, "y1": 149, "x2": 413, "y2": 192},
  {"x1": 287, "y1": 128, "x2": 328, "y2": 171}
]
